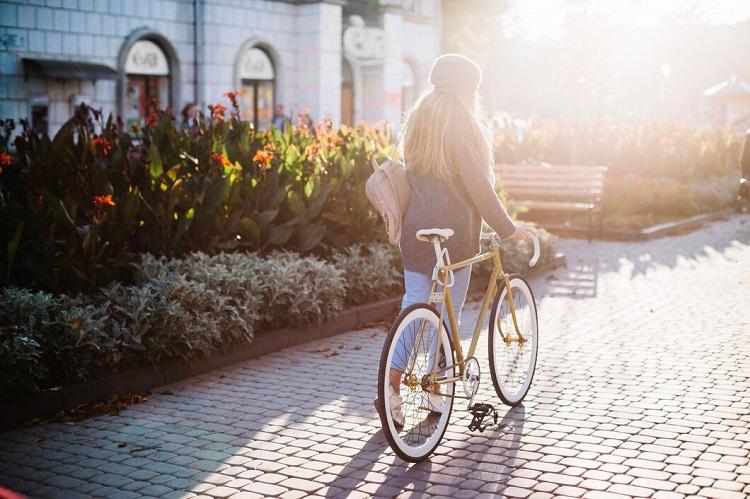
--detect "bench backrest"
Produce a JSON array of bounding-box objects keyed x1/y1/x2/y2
[{"x1": 495, "y1": 164, "x2": 608, "y2": 203}]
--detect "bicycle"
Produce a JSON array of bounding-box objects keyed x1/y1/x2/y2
[{"x1": 377, "y1": 228, "x2": 540, "y2": 462}]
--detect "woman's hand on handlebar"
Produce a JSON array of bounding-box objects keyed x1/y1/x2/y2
[{"x1": 510, "y1": 223, "x2": 536, "y2": 242}]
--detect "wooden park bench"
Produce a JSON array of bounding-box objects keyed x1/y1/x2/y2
[{"x1": 495, "y1": 164, "x2": 609, "y2": 240}]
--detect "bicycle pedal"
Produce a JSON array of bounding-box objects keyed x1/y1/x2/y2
[{"x1": 467, "y1": 403, "x2": 498, "y2": 432}]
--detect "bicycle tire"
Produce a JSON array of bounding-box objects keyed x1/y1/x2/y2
[
  {"x1": 488, "y1": 274, "x2": 539, "y2": 406},
  {"x1": 377, "y1": 303, "x2": 455, "y2": 462}
]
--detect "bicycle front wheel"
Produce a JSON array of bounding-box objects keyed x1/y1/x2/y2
[
  {"x1": 489, "y1": 274, "x2": 539, "y2": 406},
  {"x1": 378, "y1": 303, "x2": 455, "y2": 462}
]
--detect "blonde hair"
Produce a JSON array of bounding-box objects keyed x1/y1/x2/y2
[{"x1": 399, "y1": 88, "x2": 493, "y2": 179}]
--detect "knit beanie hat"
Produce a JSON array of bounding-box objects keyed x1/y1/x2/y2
[{"x1": 429, "y1": 53, "x2": 482, "y2": 95}]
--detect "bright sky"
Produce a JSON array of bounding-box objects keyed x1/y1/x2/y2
[{"x1": 504, "y1": 0, "x2": 750, "y2": 39}]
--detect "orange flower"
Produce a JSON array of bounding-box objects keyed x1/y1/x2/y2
[
  {"x1": 92, "y1": 137, "x2": 111, "y2": 155},
  {"x1": 208, "y1": 104, "x2": 227, "y2": 121},
  {"x1": 0, "y1": 151, "x2": 10, "y2": 174},
  {"x1": 253, "y1": 149, "x2": 273, "y2": 167},
  {"x1": 211, "y1": 152, "x2": 233, "y2": 168},
  {"x1": 93, "y1": 194, "x2": 115, "y2": 207}
]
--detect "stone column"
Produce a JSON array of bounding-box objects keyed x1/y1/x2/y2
[{"x1": 294, "y1": 1, "x2": 343, "y2": 125}]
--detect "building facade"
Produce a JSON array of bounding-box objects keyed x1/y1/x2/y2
[{"x1": 0, "y1": 0, "x2": 442, "y2": 135}]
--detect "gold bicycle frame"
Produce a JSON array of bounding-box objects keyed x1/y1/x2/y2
[{"x1": 405, "y1": 237, "x2": 527, "y2": 390}]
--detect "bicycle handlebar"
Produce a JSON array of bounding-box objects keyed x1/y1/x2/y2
[
  {"x1": 480, "y1": 232, "x2": 541, "y2": 268},
  {"x1": 529, "y1": 235, "x2": 540, "y2": 268}
]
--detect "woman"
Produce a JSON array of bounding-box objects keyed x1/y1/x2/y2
[
  {"x1": 379, "y1": 54, "x2": 534, "y2": 424},
  {"x1": 181, "y1": 103, "x2": 200, "y2": 134}
]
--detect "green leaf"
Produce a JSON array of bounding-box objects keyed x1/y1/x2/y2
[
  {"x1": 298, "y1": 223, "x2": 326, "y2": 252},
  {"x1": 148, "y1": 142, "x2": 164, "y2": 178},
  {"x1": 241, "y1": 217, "x2": 261, "y2": 243},
  {"x1": 256, "y1": 208, "x2": 279, "y2": 225},
  {"x1": 285, "y1": 144, "x2": 300, "y2": 167},
  {"x1": 267, "y1": 224, "x2": 294, "y2": 246},
  {"x1": 287, "y1": 191, "x2": 306, "y2": 220}
]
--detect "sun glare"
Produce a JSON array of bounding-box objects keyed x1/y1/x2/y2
[{"x1": 505, "y1": 0, "x2": 750, "y2": 39}]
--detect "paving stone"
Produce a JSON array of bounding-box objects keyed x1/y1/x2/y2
[
  {"x1": 205, "y1": 486, "x2": 238, "y2": 498},
  {"x1": 137, "y1": 484, "x2": 175, "y2": 496},
  {"x1": 91, "y1": 473, "x2": 132, "y2": 488}
]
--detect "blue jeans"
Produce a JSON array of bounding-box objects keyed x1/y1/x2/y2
[{"x1": 391, "y1": 266, "x2": 472, "y2": 372}]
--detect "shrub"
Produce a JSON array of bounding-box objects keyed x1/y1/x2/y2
[
  {"x1": 332, "y1": 243, "x2": 403, "y2": 306},
  {"x1": 256, "y1": 251, "x2": 346, "y2": 328},
  {"x1": 0, "y1": 330, "x2": 44, "y2": 400},
  {"x1": 0, "y1": 287, "x2": 103, "y2": 398}
]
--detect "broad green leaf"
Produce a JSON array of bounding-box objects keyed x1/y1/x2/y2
[
  {"x1": 256, "y1": 208, "x2": 279, "y2": 225},
  {"x1": 299, "y1": 223, "x2": 326, "y2": 252},
  {"x1": 285, "y1": 144, "x2": 300, "y2": 167},
  {"x1": 267, "y1": 224, "x2": 294, "y2": 246},
  {"x1": 148, "y1": 142, "x2": 164, "y2": 178},
  {"x1": 287, "y1": 191, "x2": 306, "y2": 219},
  {"x1": 241, "y1": 217, "x2": 261, "y2": 243}
]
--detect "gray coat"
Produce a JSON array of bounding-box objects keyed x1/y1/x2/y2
[{"x1": 400, "y1": 150, "x2": 516, "y2": 275}]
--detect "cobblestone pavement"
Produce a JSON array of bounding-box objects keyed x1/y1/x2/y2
[{"x1": 1, "y1": 215, "x2": 750, "y2": 499}]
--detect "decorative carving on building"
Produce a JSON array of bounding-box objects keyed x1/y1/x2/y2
[
  {"x1": 343, "y1": 15, "x2": 387, "y2": 64},
  {"x1": 124, "y1": 40, "x2": 169, "y2": 76}
]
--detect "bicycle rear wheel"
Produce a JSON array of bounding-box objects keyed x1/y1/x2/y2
[
  {"x1": 378, "y1": 303, "x2": 455, "y2": 462},
  {"x1": 488, "y1": 274, "x2": 538, "y2": 406}
]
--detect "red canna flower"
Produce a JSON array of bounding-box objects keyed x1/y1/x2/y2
[
  {"x1": 92, "y1": 137, "x2": 112, "y2": 155},
  {"x1": 208, "y1": 104, "x2": 227, "y2": 122},
  {"x1": 224, "y1": 90, "x2": 241, "y2": 107},
  {"x1": 211, "y1": 152, "x2": 233, "y2": 169},
  {"x1": 0, "y1": 151, "x2": 10, "y2": 174},
  {"x1": 93, "y1": 194, "x2": 115, "y2": 207}
]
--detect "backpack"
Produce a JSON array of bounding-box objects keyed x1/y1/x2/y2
[{"x1": 365, "y1": 153, "x2": 412, "y2": 245}]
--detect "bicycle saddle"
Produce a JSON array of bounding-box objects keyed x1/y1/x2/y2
[{"x1": 416, "y1": 228, "x2": 454, "y2": 242}]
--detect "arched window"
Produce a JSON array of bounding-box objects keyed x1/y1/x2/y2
[
  {"x1": 124, "y1": 39, "x2": 171, "y2": 128},
  {"x1": 402, "y1": 61, "x2": 417, "y2": 114},
  {"x1": 238, "y1": 47, "x2": 275, "y2": 130}
]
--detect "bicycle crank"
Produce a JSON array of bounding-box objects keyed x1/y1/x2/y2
[{"x1": 462, "y1": 357, "x2": 481, "y2": 408}]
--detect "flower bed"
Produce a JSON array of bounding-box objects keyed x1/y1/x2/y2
[
  {"x1": 494, "y1": 120, "x2": 742, "y2": 229},
  {"x1": 0, "y1": 101, "x2": 392, "y2": 293}
]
